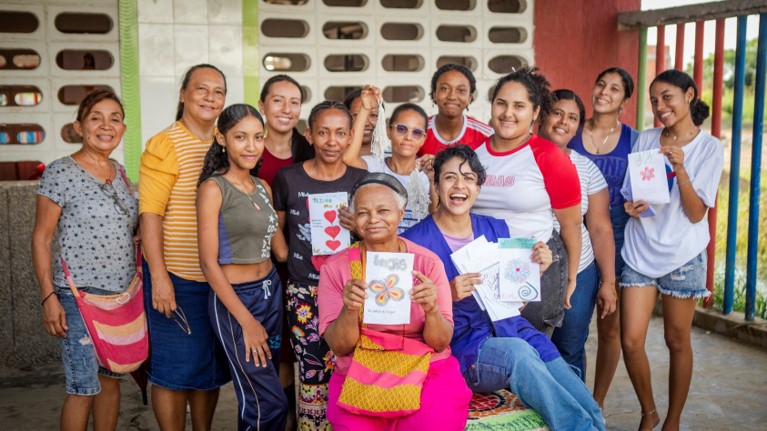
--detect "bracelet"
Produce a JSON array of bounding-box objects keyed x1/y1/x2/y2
[
  {"x1": 41, "y1": 291, "x2": 56, "y2": 306},
  {"x1": 600, "y1": 281, "x2": 616, "y2": 286},
  {"x1": 678, "y1": 179, "x2": 690, "y2": 187}
]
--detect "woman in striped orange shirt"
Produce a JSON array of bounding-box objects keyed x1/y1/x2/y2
[{"x1": 139, "y1": 64, "x2": 231, "y2": 430}]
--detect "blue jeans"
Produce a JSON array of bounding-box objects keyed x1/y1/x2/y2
[
  {"x1": 551, "y1": 262, "x2": 598, "y2": 381},
  {"x1": 468, "y1": 337, "x2": 604, "y2": 431}
]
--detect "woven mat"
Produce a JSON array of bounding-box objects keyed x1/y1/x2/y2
[{"x1": 466, "y1": 390, "x2": 549, "y2": 431}]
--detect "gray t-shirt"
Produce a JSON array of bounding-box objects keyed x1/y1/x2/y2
[{"x1": 38, "y1": 156, "x2": 139, "y2": 291}]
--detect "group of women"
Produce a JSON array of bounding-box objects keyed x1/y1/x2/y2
[{"x1": 33, "y1": 60, "x2": 722, "y2": 431}]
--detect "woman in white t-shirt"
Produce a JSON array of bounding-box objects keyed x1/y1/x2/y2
[
  {"x1": 539, "y1": 89, "x2": 616, "y2": 383},
  {"x1": 621, "y1": 70, "x2": 723, "y2": 431},
  {"x1": 470, "y1": 68, "x2": 583, "y2": 337}
]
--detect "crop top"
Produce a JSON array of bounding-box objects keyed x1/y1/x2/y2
[{"x1": 207, "y1": 175, "x2": 278, "y2": 264}]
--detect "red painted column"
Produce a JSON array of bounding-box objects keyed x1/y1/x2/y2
[
  {"x1": 533, "y1": 0, "x2": 641, "y2": 127},
  {"x1": 675, "y1": 22, "x2": 686, "y2": 70},
  {"x1": 655, "y1": 26, "x2": 666, "y2": 127},
  {"x1": 694, "y1": 21, "x2": 705, "y2": 91},
  {"x1": 705, "y1": 19, "x2": 726, "y2": 307}
]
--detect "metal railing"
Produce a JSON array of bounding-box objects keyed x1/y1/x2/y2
[{"x1": 618, "y1": 0, "x2": 767, "y2": 320}]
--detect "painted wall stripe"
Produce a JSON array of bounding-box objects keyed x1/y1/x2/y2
[
  {"x1": 243, "y1": 0, "x2": 260, "y2": 106},
  {"x1": 118, "y1": 0, "x2": 142, "y2": 181}
]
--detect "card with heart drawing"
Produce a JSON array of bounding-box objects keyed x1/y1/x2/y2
[{"x1": 308, "y1": 192, "x2": 350, "y2": 256}]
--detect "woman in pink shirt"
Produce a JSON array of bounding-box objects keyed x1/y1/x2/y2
[{"x1": 318, "y1": 173, "x2": 471, "y2": 431}]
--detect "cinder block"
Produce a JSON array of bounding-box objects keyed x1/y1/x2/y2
[
  {"x1": 7, "y1": 182, "x2": 59, "y2": 367},
  {"x1": 0, "y1": 185, "x2": 12, "y2": 365}
]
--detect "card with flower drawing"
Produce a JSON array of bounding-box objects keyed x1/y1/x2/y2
[
  {"x1": 628, "y1": 149, "x2": 670, "y2": 205},
  {"x1": 498, "y1": 238, "x2": 540, "y2": 302},
  {"x1": 308, "y1": 192, "x2": 350, "y2": 255},
  {"x1": 363, "y1": 251, "x2": 414, "y2": 325}
]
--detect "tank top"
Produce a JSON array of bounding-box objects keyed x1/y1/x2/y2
[{"x1": 208, "y1": 175, "x2": 278, "y2": 264}]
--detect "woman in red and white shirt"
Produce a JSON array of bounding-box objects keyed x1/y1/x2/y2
[
  {"x1": 471, "y1": 67, "x2": 582, "y2": 337},
  {"x1": 418, "y1": 64, "x2": 493, "y2": 156}
]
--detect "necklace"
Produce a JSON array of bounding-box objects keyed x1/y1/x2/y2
[
  {"x1": 586, "y1": 120, "x2": 619, "y2": 154},
  {"x1": 230, "y1": 176, "x2": 261, "y2": 210},
  {"x1": 663, "y1": 127, "x2": 698, "y2": 141}
]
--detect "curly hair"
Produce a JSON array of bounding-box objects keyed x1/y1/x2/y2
[
  {"x1": 489, "y1": 66, "x2": 552, "y2": 120},
  {"x1": 433, "y1": 144, "x2": 487, "y2": 187},
  {"x1": 197, "y1": 104, "x2": 264, "y2": 187}
]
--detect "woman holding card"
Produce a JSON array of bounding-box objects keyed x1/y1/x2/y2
[
  {"x1": 272, "y1": 101, "x2": 367, "y2": 430},
  {"x1": 471, "y1": 67, "x2": 582, "y2": 337},
  {"x1": 538, "y1": 89, "x2": 616, "y2": 381},
  {"x1": 318, "y1": 172, "x2": 472, "y2": 431},
  {"x1": 402, "y1": 145, "x2": 604, "y2": 431},
  {"x1": 621, "y1": 70, "x2": 723, "y2": 431}
]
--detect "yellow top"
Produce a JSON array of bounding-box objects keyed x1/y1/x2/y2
[{"x1": 139, "y1": 121, "x2": 212, "y2": 281}]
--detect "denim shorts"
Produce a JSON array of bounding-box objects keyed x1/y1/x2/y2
[
  {"x1": 621, "y1": 252, "x2": 710, "y2": 299},
  {"x1": 57, "y1": 287, "x2": 123, "y2": 396}
]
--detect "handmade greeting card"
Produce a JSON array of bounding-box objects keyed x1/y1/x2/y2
[
  {"x1": 628, "y1": 150, "x2": 670, "y2": 205},
  {"x1": 451, "y1": 237, "x2": 523, "y2": 321},
  {"x1": 363, "y1": 251, "x2": 414, "y2": 325},
  {"x1": 308, "y1": 192, "x2": 350, "y2": 255},
  {"x1": 498, "y1": 238, "x2": 541, "y2": 302}
]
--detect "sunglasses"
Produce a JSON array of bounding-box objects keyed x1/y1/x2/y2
[
  {"x1": 100, "y1": 180, "x2": 131, "y2": 216},
  {"x1": 171, "y1": 307, "x2": 192, "y2": 335},
  {"x1": 392, "y1": 124, "x2": 426, "y2": 140}
]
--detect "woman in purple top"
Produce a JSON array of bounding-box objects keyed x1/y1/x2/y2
[{"x1": 568, "y1": 67, "x2": 639, "y2": 409}]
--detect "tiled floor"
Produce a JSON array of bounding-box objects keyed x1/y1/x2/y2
[{"x1": 1, "y1": 314, "x2": 765, "y2": 430}]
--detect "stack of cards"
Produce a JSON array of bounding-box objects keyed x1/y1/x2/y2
[{"x1": 450, "y1": 236, "x2": 540, "y2": 322}]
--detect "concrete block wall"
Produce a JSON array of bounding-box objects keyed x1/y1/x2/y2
[
  {"x1": 0, "y1": 181, "x2": 60, "y2": 367},
  {"x1": 0, "y1": 1, "x2": 121, "y2": 166}
]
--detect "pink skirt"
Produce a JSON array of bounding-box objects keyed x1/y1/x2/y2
[{"x1": 327, "y1": 356, "x2": 472, "y2": 431}]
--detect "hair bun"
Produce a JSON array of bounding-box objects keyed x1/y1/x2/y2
[{"x1": 691, "y1": 99, "x2": 710, "y2": 126}]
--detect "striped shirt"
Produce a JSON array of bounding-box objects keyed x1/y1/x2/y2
[
  {"x1": 553, "y1": 152, "x2": 607, "y2": 272},
  {"x1": 139, "y1": 121, "x2": 212, "y2": 281}
]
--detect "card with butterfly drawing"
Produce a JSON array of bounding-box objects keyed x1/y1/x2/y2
[
  {"x1": 363, "y1": 251, "x2": 415, "y2": 325},
  {"x1": 309, "y1": 192, "x2": 350, "y2": 256}
]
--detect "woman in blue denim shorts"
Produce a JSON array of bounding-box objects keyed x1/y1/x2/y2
[
  {"x1": 32, "y1": 90, "x2": 138, "y2": 430},
  {"x1": 620, "y1": 70, "x2": 723, "y2": 431}
]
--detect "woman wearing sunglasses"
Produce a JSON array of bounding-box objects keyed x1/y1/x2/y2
[
  {"x1": 343, "y1": 85, "x2": 435, "y2": 232},
  {"x1": 32, "y1": 89, "x2": 138, "y2": 431}
]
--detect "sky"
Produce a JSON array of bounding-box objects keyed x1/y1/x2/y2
[{"x1": 641, "y1": 0, "x2": 761, "y2": 67}]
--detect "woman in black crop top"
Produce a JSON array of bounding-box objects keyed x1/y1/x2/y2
[{"x1": 197, "y1": 104, "x2": 289, "y2": 431}]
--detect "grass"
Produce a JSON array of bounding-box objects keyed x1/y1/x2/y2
[{"x1": 707, "y1": 169, "x2": 767, "y2": 319}]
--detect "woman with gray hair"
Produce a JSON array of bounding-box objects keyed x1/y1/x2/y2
[{"x1": 317, "y1": 172, "x2": 471, "y2": 431}]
